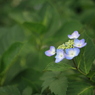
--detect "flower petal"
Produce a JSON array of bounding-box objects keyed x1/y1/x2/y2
[
  {"x1": 65, "y1": 48, "x2": 73, "y2": 54},
  {"x1": 80, "y1": 39, "x2": 85, "y2": 43},
  {"x1": 65, "y1": 48, "x2": 80, "y2": 60},
  {"x1": 65, "y1": 55, "x2": 74, "y2": 60},
  {"x1": 82, "y1": 43, "x2": 87, "y2": 47},
  {"x1": 68, "y1": 31, "x2": 80, "y2": 39},
  {"x1": 73, "y1": 48, "x2": 80, "y2": 56},
  {"x1": 45, "y1": 46, "x2": 55, "y2": 56},
  {"x1": 45, "y1": 50, "x2": 52, "y2": 56},
  {"x1": 55, "y1": 49, "x2": 65, "y2": 63},
  {"x1": 50, "y1": 46, "x2": 55, "y2": 52},
  {"x1": 55, "y1": 58, "x2": 64, "y2": 63},
  {"x1": 74, "y1": 39, "x2": 87, "y2": 48}
]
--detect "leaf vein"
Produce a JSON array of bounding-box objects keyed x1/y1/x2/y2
[{"x1": 78, "y1": 86, "x2": 93, "y2": 95}]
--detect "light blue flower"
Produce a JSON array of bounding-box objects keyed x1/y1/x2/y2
[
  {"x1": 55, "y1": 49, "x2": 65, "y2": 63},
  {"x1": 45, "y1": 46, "x2": 55, "y2": 56},
  {"x1": 68, "y1": 31, "x2": 80, "y2": 39},
  {"x1": 74, "y1": 39, "x2": 87, "y2": 48},
  {"x1": 65, "y1": 48, "x2": 80, "y2": 60}
]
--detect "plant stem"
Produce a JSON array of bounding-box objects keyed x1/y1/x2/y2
[
  {"x1": 72, "y1": 59, "x2": 86, "y2": 75},
  {"x1": 72, "y1": 59, "x2": 94, "y2": 84},
  {"x1": 72, "y1": 59, "x2": 78, "y2": 70}
]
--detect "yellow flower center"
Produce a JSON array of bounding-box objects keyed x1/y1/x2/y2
[{"x1": 57, "y1": 40, "x2": 74, "y2": 49}]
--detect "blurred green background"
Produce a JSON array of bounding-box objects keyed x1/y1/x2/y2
[{"x1": 0, "y1": 0, "x2": 95, "y2": 95}]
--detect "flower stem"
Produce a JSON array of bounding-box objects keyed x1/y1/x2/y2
[
  {"x1": 72, "y1": 59, "x2": 86, "y2": 75},
  {"x1": 72, "y1": 59, "x2": 78, "y2": 70},
  {"x1": 72, "y1": 59, "x2": 93, "y2": 83}
]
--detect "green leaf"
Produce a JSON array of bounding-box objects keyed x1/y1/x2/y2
[
  {"x1": 41, "y1": 71, "x2": 68, "y2": 95},
  {"x1": 53, "y1": 20, "x2": 83, "y2": 42},
  {"x1": 0, "y1": 25, "x2": 25, "y2": 56},
  {"x1": 45, "y1": 61, "x2": 75, "y2": 71},
  {"x1": 76, "y1": 32, "x2": 95, "y2": 74},
  {"x1": 15, "y1": 68, "x2": 42, "y2": 93},
  {"x1": 49, "y1": 76, "x2": 68, "y2": 95},
  {"x1": 23, "y1": 22, "x2": 46, "y2": 34},
  {"x1": 87, "y1": 70, "x2": 95, "y2": 82},
  {"x1": 33, "y1": 94, "x2": 43, "y2": 95},
  {"x1": 0, "y1": 86, "x2": 21, "y2": 95},
  {"x1": 80, "y1": 9, "x2": 95, "y2": 29},
  {"x1": 9, "y1": 12, "x2": 27, "y2": 24},
  {"x1": 67, "y1": 81, "x2": 94, "y2": 95},
  {"x1": 43, "y1": 6, "x2": 61, "y2": 37},
  {"x1": 9, "y1": 11, "x2": 36, "y2": 24},
  {"x1": 1, "y1": 42, "x2": 23, "y2": 73},
  {"x1": 22, "y1": 86, "x2": 32, "y2": 95}
]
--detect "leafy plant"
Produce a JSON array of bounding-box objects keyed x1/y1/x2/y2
[{"x1": 0, "y1": 0, "x2": 95, "y2": 95}]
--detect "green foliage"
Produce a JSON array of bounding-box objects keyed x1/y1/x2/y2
[
  {"x1": 67, "y1": 81, "x2": 94, "y2": 95},
  {"x1": 41, "y1": 71, "x2": 68, "y2": 95},
  {"x1": 22, "y1": 86, "x2": 33, "y2": 95},
  {"x1": 45, "y1": 61, "x2": 75, "y2": 71},
  {"x1": 0, "y1": 0, "x2": 95, "y2": 94},
  {"x1": 23, "y1": 22, "x2": 46, "y2": 34},
  {"x1": 53, "y1": 20, "x2": 83, "y2": 42},
  {"x1": 76, "y1": 33, "x2": 95, "y2": 74},
  {"x1": 0, "y1": 42, "x2": 24, "y2": 86},
  {"x1": 0, "y1": 86, "x2": 21, "y2": 95},
  {"x1": 0, "y1": 25, "x2": 25, "y2": 55},
  {"x1": 1, "y1": 42, "x2": 23, "y2": 72}
]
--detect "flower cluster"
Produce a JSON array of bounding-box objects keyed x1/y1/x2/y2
[{"x1": 45, "y1": 31, "x2": 87, "y2": 63}]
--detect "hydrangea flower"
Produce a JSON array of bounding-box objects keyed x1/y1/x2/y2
[
  {"x1": 74, "y1": 39, "x2": 87, "y2": 48},
  {"x1": 45, "y1": 31, "x2": 87, "y2": 63},
  {"x1": 65, "y1": 48, "x2": 80, "y2": 60},
  {"x1": 68, "y1": 31, "x2": 80, "y2": 39},
  {"x1": 55, "y1": 49, "x2": 65, "y2": 63},
  {"x1": 45, "y1": 46, "x2": 55, "y2": 56}
]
